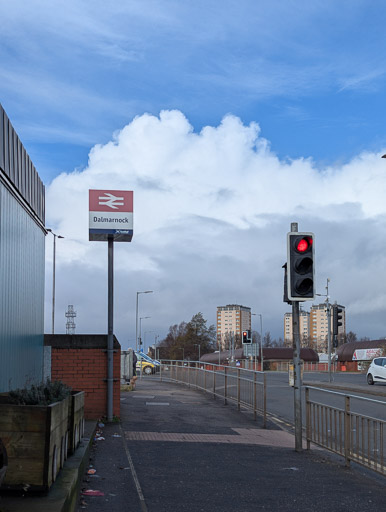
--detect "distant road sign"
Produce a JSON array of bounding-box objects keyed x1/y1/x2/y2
[{"x1": 89, "y1": 189, "x2": 133, "y2": 242}]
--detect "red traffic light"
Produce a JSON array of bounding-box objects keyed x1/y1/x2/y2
[{"x1": 296, "y1": 236, "x2": 312, "y2": 253}]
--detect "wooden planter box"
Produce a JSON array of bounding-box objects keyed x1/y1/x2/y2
[
  {"x1": 67, "y1": 391, "x2": 85, "y2": 456},
  {"x1": 0, "y1": 395, "x2": 69, "y2": 492}
]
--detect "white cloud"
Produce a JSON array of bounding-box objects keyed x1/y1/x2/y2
[{"x1": 45, "y1": 110, "x2": 386, "y2": 344}]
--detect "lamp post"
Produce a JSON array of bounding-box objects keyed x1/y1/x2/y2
[
  {"x1": 136, "y1": 291, "x2": 153, "y2": 352},
  {"x1": 46, "y1": 229, "x2": 64, "y2": 335}
]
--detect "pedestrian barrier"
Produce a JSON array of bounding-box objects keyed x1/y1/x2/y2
[
  {"x1": 305, "y1": 386, "x2": 386, "y2": 475},
  {"x1": 159, "y1": 361, "x2": 267, "y2": 427}
]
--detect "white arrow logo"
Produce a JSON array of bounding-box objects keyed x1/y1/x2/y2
[{"x1": 98, "y1": 193, "x2": 124, "y2": 209}]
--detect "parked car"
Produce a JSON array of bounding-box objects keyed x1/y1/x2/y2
[
  {"x1": 135, "y1": 351, "x2": 161, "y2": 375},
  {"x1": 366, "y1": 357, "x2": 386, "y2": 385}
]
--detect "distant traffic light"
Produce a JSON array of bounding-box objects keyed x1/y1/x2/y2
[
  {"x1": 332, "y1": 305, "x2": 343, "y2": 336},
  {"x1": 242, "y1": 330, "x2": 252, "y2": 344},
  {"x1": 287, "y1": 232, "x2": 315, "y2": 301}
]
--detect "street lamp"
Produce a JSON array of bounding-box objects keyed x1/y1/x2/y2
[
  {"x1": 46, "y1": 229, "x2": 64, "y2": 335},
  {"x1": 136, "y1": 291, "x2": 153, "y2": 351}
]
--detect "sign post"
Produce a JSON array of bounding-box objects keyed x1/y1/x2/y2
[{"x1": 89, "y1": 190, "x2": 133, "y2": 421}]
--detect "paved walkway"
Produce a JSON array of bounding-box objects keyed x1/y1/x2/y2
[{"x1": 76, "y1": 378, "x2": 385, "y2": 512}]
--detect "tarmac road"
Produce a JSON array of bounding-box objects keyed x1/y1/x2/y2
[{"x1": 77, "y1": 378, "x2": 386, "y2": 512}]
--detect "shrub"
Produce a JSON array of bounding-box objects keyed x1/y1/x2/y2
[{"x1": 8, "y1": 379, "x2": 71, "y2": 406}]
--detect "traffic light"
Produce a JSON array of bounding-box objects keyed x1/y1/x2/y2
[
  {"x1": 332, "y1": 305, "x2": 343, "y2": 336},
  {"x1": 242, "y1": 330, "x2": 252, "y2": 344},
  {"x1": 287, "y1": 232, "x2": 315, "y2": 301}
]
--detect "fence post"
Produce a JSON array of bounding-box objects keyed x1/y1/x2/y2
[
  {"x1": 344, "y1": 395, "x2": 351, "y2": 467},
  {"x1": 224, "y1": 366, "x2": 228, "y2": 405},
  {"x1": 237, "y1": 368, "x2": 241, "y2": 411},
  {"x1": 204, "y1": 365, "x2": 207, "y2": 393},
  {"x1": 213, "y1": 367, "x2": 216, "y2": 399},
  {"x1": 306, "y1": 387, "x2": 310, "y2": 450},
  {"x1": 160, "y1": 361, "x2": 162, "y2": 382},
  {"x1": 188, "y1": 361, "x2": 190, "y2": 388}
]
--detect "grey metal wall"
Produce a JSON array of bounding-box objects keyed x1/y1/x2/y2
[
  {"x1": 0, "y1": 183, "x2": 45, "y2": 390},
  {"x1": 0, "y1": 105, "x2": 45, "y2": 391},
  {"x1": 0, "y1": 104, "x2": 45, "y2": 224}
]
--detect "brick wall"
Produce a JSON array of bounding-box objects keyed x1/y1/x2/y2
[{"x1": 45, "y1": 335, "x2": 121, "y2": 420}]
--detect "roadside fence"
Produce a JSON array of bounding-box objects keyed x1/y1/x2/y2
[
  {"x1": 305, "y1": 385, "x2": 386, "y2": 476},
  {"x1": 159, "y1": 361, "x2": 267, "y2": 427}
]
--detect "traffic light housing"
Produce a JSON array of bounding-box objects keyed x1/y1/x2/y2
[
  {"x1": 287, "y1": 232, "x2": 315, "y2": 301},
  {"x1": 332, "y1": 305, "x2": 343, "y2": 336},
  {"x1": 242, "y1": 330, "x2": 252, "y2": 344}
]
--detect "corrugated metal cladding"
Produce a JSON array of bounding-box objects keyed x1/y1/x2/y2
[
  {"x1": 0, "y1": 104, "x2": 45, "y2": 224},
  {"x1": 0, "y1": 183, "x2": 45, "y2": 390},
  {"x1": 0, "y1": 105, "x2": 45, "y2": 391}
]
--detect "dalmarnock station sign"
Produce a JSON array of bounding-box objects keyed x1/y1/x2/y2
[{"x1": 89, "y1": 189, "x2": 133, "y2": 242}]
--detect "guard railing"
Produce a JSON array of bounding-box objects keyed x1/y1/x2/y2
[
  {"x1": 305, "y1": 385, "x2": 386, "y2": 475},
  {"x1": 159, "y1": 361, "x2": 267, "y2": 427}
]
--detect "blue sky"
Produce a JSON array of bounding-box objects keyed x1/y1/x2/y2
[
  {"x1": 2, "y1": 1, "x2": 386, "y2": 181},
  {"x1": 2, "y1": 1, "x2": 386, "y2": 345}
]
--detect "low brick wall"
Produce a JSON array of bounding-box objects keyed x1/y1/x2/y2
[{"x1": 45, "y1": 335, "x2": 121, "y2": 420}]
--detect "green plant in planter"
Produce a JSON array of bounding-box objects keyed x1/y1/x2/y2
[
  {"x1": 8, "y1": 379, "x2": 71, "y2": 406},
  {"x1": 0, "y1": 379, "x2": 72, "y2": 492}
]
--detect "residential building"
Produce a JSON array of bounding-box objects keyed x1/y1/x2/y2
[
  {"x1": 284, "y1": 311, "x2": 310, "y2": 346},
  {"x1": 284, "y1": 303, "x2": 346, "y2": 351},
  {"x1": 309, "y1": 303, "x2": 346, "y2": 352},
  {"x1": 0, "y1": 104, "x2": 46, "y2": 391},
  {"x1": 217, "y1": 304, "x2": 251, "y2": 349}
]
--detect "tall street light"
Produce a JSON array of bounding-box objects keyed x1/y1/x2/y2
[
  {"x1": 47, "y1": 229, "x2": 64, "y2": 335},
  {"x1": 136, "y1": 291, "x2": 153, "y2": 352}
]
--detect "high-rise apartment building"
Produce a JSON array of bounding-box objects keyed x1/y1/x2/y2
[
  {"x1": 284, "y1": 311, "x2": 310, "y2": 346},
  {"x1": 284, "y1": 303, "x2": 346, "y2": 352},
  {"x1": 310, "y1": 303, "x2": 346, "y2": 351},
  {"x1": 217, "y1": 304, "x2": 251, "y2": 349}
]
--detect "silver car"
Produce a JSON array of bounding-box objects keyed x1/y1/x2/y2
[{"x1": 367, "y1": 357, "x2": 386, "y2": 385}]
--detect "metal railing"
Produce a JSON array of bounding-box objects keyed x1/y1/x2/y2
[
  {"x1": 159, "y1": 361, "x2": 267, "y2": 427},
  {"x1": 305, "y1": 386, "x2": 386, "y2": 475}
]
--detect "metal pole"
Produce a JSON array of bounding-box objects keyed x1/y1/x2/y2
[
  {"x1": 259, "y1": 314, "x2": 263, "y2": 371},
  {"x1": 291, "y1": 221, "x2": 302, "y2": 452},
  {"x1": 52, "y1": 233, "x2": 56, "y2": 335},
  {"x1": 327, "y1": 304, "x2": 332, "y2": 382},
  {"x1": 107, "y1": 238, "x2": 114, "y2": 422},
  {"x1": 292, "y1": 300, "x2": 302, "y2": 451},
  {"x1": 135, "y1": 292, "x2": 139, "y2": 353}
]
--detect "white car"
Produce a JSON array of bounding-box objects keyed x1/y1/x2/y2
[{"x1": 367, "y1": 357, "x2": 386, "y2": 385}]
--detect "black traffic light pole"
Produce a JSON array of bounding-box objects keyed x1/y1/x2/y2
[{"x1": 290, "y1": 222, "x2": 303, "y2": 452}]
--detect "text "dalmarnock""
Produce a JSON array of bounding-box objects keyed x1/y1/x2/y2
[{"x1": 93, "y1": 216, "x2": 129, "y2": 223}]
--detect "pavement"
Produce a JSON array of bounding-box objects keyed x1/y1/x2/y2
[{"x1": 1, "y1": 377, "x2": 386, "y2": 511}]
